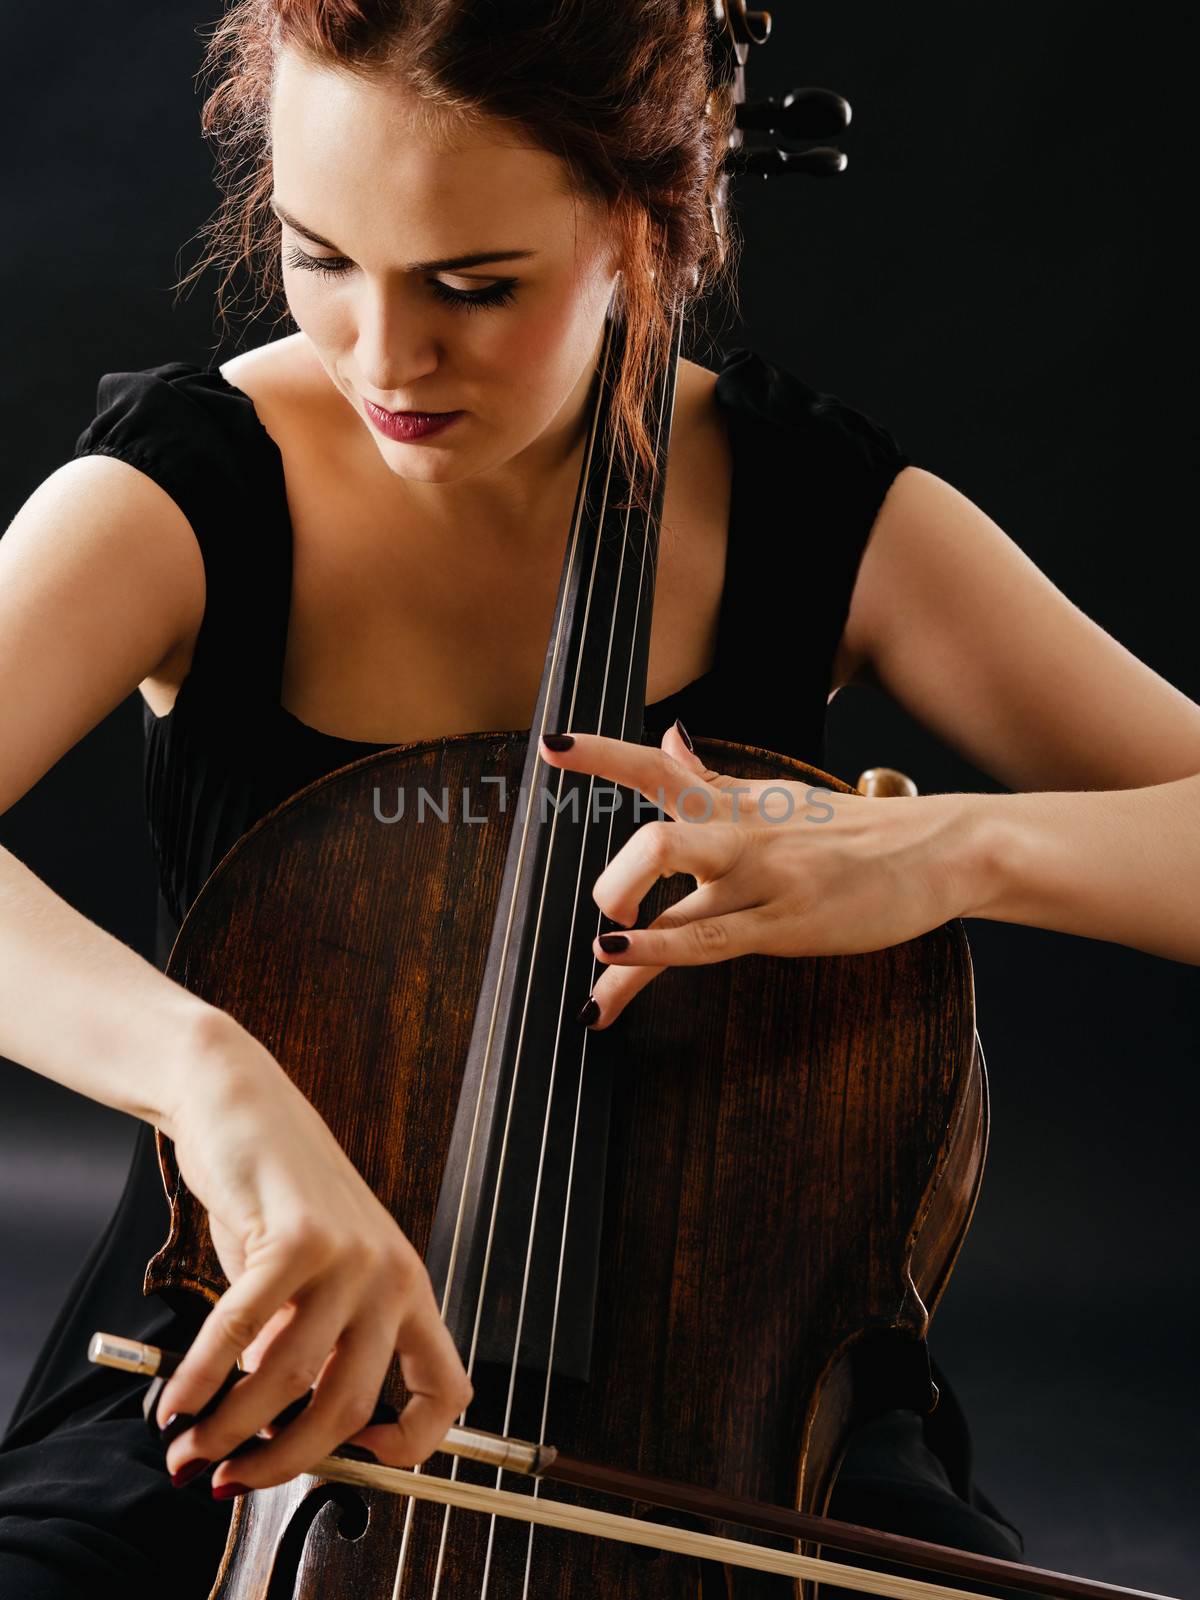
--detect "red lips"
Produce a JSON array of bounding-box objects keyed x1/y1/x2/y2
[{"x1": 363, "y1": 401, "x2": 465, "y2": 441}]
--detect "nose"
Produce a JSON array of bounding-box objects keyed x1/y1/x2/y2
[{"x1": 354, "y1": 279, "x2": 440, "y2": 399}]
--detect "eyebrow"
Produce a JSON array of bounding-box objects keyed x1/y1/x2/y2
[{"x1": 269, "y1": 198, "x2": 538, "y2": 273}]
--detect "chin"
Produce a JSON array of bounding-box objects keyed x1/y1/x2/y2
[{"x1": 371, "y1": 443, "x2": 475, "y2": 483}]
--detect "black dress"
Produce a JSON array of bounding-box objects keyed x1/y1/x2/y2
[{"x1": 0, "y1": 348, "x2": 1029, "y2": 1597}]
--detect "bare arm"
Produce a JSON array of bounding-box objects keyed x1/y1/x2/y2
[
  {"x1": 833, "y1": 465, "x2": 1200, "y2": 791},
  {"x1": 831, "y1": 464, "x2": 1200, "y2": 963},
  {"x1": 0, "y1": 451, "x2": 470, "y2": 1485},
  {"x1": 0, "y1": 452, "x2": 213, "y2": 1126},
  {"x1": 958, "y1": 774, "x2": 1200, "y2": 966},
  {"x1": 0, "y1": 841, "x2": 222, "y2": 1131}
]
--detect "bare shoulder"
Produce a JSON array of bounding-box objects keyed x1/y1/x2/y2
[
  {"x1": 676, "y1": 354, "x2": 720, "y2": 420},
  {"x1": 218, "y1": 329, "x2": 322, "y2": 396},
  {"x1": 217, "y1": 332, "x2": 347, "y2": 451},
  {"x1": 653, "y1": 356, "x2": 730, "y2": 659},
  {"x1": 0, "y1": 452, "x2": 207, "y2": 812},
  {"x1": 670, "y1": 355, "x2": 728, "y2": 487}
]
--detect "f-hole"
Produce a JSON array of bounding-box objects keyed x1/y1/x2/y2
[{"x1": 264, "y1": 1481, "x2": 370, "y2": 1600}]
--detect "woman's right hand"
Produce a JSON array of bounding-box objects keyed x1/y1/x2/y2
[{"x1": 153, "y1": 1007, "x2": 473, "y2": 1495}]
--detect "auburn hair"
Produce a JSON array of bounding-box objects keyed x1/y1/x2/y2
[{"x1": 175, "y1": 0, "x2": 742, "y2": 500}]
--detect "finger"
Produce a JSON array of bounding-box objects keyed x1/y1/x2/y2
[
  {"x1": 166, "y1": 1271, "x2": 360, "y2": 1481},
  {"x1": 594, "y1": 904, "x2": 764, "y2": 968},
  {"x1": 660, "y1": 717, "x2": 705, "y2": 771},
  {"x1": 592, "y1": 817, "x2": 745, "y2": 929},
  {"x1": 657, "y1": 722, "x2": 841, "y2": 826},
  {"x1": 538, "y1": 730, "x2": 731, "y2": 824},
  {"x1": 585, "y1": 878, "x2": 746, "y2": 1028},
  {"x1": 208, "y1": 1307, "x2": 398, "y2": 1492},
  {"x1": 238, "y1": 1303, "x2": 296, "y2": 1378},
  {"x1": 154, "y1": 1234, "x2": 334, "y2": 1434},
  {"x1": 347, "y1": 1288, "x2": 473, "y2": 1468}
]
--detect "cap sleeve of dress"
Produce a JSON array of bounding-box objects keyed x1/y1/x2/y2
[
  {"x1": 712, "y1": 346, "x2": 912, "y2": 753},
  {"x1": 69, "y1": 361, "x2": 289, "y2": 701}
]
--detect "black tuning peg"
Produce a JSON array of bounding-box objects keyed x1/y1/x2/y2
[
  {"x1": 736, "y1": 86, "x2": 852, "y2": 141},
  {"x1": 728, "y1": 145, "x2": 848, "y2": 179}
]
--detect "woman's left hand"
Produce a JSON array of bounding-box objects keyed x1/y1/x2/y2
[{"x1": 538, "y1": 720, "x2": 992, "y2": 1028}]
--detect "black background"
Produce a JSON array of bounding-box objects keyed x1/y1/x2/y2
[{"x1": 1, "y1": 3, "x2": 1197, "y2": 1591}]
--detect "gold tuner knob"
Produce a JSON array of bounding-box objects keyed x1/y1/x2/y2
[{"x1": 855, "y1": 766, "x2": 919, "y2": 798}]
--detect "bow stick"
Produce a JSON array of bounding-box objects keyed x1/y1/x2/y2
[{"x1": 90, "y1": 1333, "x2": 1179, "y2": 1600}]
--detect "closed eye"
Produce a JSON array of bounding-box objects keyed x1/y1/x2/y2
[{"x1": 282, "y1": 244, "x2": 518, "y2": 311}]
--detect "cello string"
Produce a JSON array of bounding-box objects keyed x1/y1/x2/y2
[
  {"x1": 428, "y1": 291, "x2": 677, "y2": 1600},
  {"x1": 423, "y1": 293, "x2": 632, "y2": 1600},
  {"x1": 471, "y1": 446, "x2": 635, "y2": 1598},
  {"x1": 390, "y1": 292, "x2": 625, "y2": 1599},
  {"x1": 401, "y1": 317, "x2": 618, "y2": 1597},
  {"x1": 510, "y1": 299, "x2": 681, "y2": 1600},
  {"x1": 456, "y1": 299, "x2": 675, "y2": 1597},
  {"x1": 430, "y1": 296, "x2": 663, "y2": 1600},
  {"x1": 472, "y1": 296, "x2": 680, "y2": 1600}
]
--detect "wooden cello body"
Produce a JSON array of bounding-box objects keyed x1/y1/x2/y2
[{"x1": 147, "y1": 729, "x2": 987, "y2": 1598}]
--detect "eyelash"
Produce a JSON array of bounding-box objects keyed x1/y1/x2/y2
[{"x1": 282, "y1": 244, "x2": 518, "y2": 312}]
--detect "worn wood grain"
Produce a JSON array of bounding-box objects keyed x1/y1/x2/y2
[{"x1": 145, "y1": 730, "x2": 983, "y2": 1600}]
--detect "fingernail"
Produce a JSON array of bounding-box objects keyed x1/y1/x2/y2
[
  {"x1": 159, "y1": 1411, "x2": 196, "y2": 1446},
  {"x1": 575, "y1": 996, "x2": 600, "y2": 1027},
  {"x1": 170, "y1": 1458, "x2": 211, "y2": 1488},
  {"x1": 541, "y1": 733, "x2": 574, "y2": 751},
  {"x1": 598, "y1": 933, "x2": 629, "y2": 953},
  {"x1": 212, "y1": 1480, "x2": 252, "y2": 1501},
  {"x1": 674, "y1": 718, "x2": 694, "y2": 752}
]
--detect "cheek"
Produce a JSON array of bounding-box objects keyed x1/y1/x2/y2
[
  {"x1": 282, "y1": 271, "x2": 346, "y2": 347},
  {"x1": 487, "y1": 316, "x2": 566, "y2": 400},
  {"x1": 486, "y1": 281, "x2": 608, "y2": 407}
]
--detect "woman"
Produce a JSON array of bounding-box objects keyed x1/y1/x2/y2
[{"x1": 0, "y1": 1, "x2": 1196, "y2": 1596}]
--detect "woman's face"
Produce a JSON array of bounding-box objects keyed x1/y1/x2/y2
[{"x1": 269, "y1": 48, "x2": 621, "y2": 488}]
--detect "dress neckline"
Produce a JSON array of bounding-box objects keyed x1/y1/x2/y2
[{"x1": 157, "y1": 361, "x2": 739, "y2": 750}]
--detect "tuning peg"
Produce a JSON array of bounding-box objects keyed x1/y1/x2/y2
[
  {"x1": 728, "y1": 3, "x2": 772, "y2": 46},
  {"x1": 736, "y1": 87, "x2": 852, "y2": 141},
  {"x1": 728, "y1": 145, "x2": 848, "y2": 179}
]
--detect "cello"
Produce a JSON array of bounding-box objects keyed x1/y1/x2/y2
[{"x1": 88, "y1": 5, "x2": 1182, "y2": 1598}]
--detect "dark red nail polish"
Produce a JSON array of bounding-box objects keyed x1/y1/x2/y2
[
  {"x1": 674, "y1": 718, "x2": 694, "y2": 752},
  {"x1": 575, "y1": 996, "x2": 600, "y2": 1027},
  {"x1": 598, "y1": 932, "x2": 630, "y2": 953},
  {"x1": 159, "y1": 1411, "x2": 196, "y2": 1446},
  {"x1": 212, "y1": 1480, "x2": 252, "y2": 1501},
  {"x1": 170, "y1": 1458, "x2": 211, "y2": 1488},
  {"x1": 541, "y1": 733, "x2": 574, "y2": 751}
]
